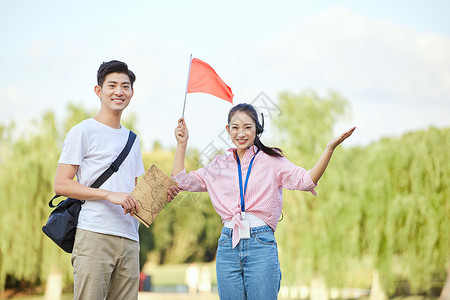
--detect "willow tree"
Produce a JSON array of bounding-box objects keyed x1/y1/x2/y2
[
  {"x1": 0, "y1": 103, "x2": 134, "y2": 292},
  {"x1": 354, "y1": 127, "x2": 450, "y2": 295},
  {"x1": 0, "y1": 112, "x2": 72, "y2": 293},
  {"x1": 272, "y1": 89, "x2": 355, "y2": 290},
  {"x1": 272, "y1": 90, "x2": 449, "y2": 298},
  {"x1": 140, "y1": 146, "x2": 222, "y2": 265}
]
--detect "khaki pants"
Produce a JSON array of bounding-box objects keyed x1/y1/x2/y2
[{"x1": 71, "y1": 229, "x2": 139, "y2": 300}]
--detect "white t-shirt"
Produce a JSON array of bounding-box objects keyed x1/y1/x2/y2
[{"x1": 58, "y1": 118, "x2": 145, "y2": 241}]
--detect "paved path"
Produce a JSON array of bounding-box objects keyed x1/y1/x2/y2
[{"x1": 138, "y1": 293, "x2": 219, "y2": 300}]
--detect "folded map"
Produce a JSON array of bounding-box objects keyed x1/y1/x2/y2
[{"x1": 132, "y1": 164, "x2": 178, "y2": 227}]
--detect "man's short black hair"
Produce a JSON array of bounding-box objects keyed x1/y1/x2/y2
[{"x1": 97, "y1": 60, "x2": 136, "y2": 88}]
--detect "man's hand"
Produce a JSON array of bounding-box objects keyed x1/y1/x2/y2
[{"x1": 106, "y1": 191, "x2": 139, "y2": 216}]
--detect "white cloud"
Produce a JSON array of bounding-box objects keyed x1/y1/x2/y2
[
  {"x1": 263, "y1": 6, "x2": 450, "y2": 145},
  {"x1": 6, "y1": 86, "x2": 25, "y2": 105},
  {"x1": 2, "y1": 4, "x2": 449, "y2": 150},
  {"x1": 266, "y1": 6, "x2": 450, "y2": 102}
]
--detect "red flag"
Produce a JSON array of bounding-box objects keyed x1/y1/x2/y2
[{"x1": 187, "y1": 58, "x2": 234, "y2": 103}]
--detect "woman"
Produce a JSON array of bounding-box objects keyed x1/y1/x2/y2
[{"x1": 172, "y1": 103, "x2": 355, "y2": 299}]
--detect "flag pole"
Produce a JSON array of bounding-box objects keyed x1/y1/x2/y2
[{"x1": 182, "y1": 54, "x2": 193, "y2": 119}]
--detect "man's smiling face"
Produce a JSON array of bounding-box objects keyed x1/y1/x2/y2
[{"x1": 95, "y1": 72, "x2": 134, "y2": 113}]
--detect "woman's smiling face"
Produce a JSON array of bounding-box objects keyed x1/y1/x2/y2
[{"x1": 226, "y1": 111, "x2": 256, "y2": 153}]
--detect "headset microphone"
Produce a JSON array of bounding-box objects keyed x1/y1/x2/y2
[
  {"x1": 261, "y1": 113, "x2": 264, "y2": 130},
  {"x1": 257, "y1": 113, "x2": 265, "y2": 136}
]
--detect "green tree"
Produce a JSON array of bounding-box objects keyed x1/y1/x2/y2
[
  {"x1": 0, "y1": 112, "x2": 72, "y2": 293},
  {"x1": 140, "y1": 147, "x2": 222, "y2": 266},
  {"x1": 273, "y1": 89, "x2": 353, "y2": 289},
  {"x1": 0, "y1": 103, "x2": 137, "y2": 293},
  {"x1": 272, "y1": 88, "x2": 449, "y2": 298},
  {"x1": 353, "y1": 128, "x2": 450, "y2": 295}
]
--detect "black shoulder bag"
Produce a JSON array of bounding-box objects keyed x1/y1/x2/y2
[{"x1": 42, "y1": 131, "x2": 137, "y2": 253}]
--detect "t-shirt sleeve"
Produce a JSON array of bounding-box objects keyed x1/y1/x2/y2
[
  {"x1": 274, "y1": 156, "x2": 317, "y2": 195},
  {"x1": 134, "y1": 135, "x2": 145, "y2": 178},
  {"x1": 58, "y1": 126, "x2": 88, "y2": 166}
]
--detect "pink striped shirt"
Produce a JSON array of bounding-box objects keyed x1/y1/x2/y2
[{"x1": 173, "y1": 145, "x2": 317, "y2": 248}]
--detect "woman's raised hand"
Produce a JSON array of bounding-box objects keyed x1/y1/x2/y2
[
  {"x1": 172, "y1": 118, "x2": 189, "y2": 177},
  {"x1": 327, "y1": 127, "x2": 356, "y2": 151},
  {"x1": 174, "y1": 118, "x2": 189, "y2": 145},
  {"x1": 310, "y1": 126, "x2": 356, "y2": 184}
]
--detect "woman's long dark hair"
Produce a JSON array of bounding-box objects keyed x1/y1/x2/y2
[{"x1": 228, "y1": 103, "x2": 284, "y2": 157}]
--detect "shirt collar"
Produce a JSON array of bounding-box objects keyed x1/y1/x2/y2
[{"x1": 226, "y1": 145, "x2": 259, "y2": 161}]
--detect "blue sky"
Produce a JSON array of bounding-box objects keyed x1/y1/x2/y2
[{"x1": 2, "y1": 0, "x2": 450, "y2": 154}]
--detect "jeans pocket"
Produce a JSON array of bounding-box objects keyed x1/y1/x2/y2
[
  {"x1": 255, "y1": 232, "x2": 276, "y2": 245},
  {"x1": 217, "y1": 232, "x2": 229, "y2": 246}
]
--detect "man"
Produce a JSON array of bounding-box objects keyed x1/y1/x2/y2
[{"x1": 54, "y1": 60, "x2": 178, "y2": 299}]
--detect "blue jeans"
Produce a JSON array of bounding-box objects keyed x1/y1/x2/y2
[{"x1": 216, "y1": 225, "x2": 281, "y2": 300}]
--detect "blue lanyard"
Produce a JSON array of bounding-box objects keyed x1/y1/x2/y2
[{"x1": 236, "y1": 148, "x2": 260, "y2": 214}]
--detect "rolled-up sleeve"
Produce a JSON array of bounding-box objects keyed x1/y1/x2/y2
[
  {"x1": 274, "y1": 156, "x2": 317, "y2": 195},
  {"x1": 172, "y1": 168, "x2": 208, "y2": 192}
]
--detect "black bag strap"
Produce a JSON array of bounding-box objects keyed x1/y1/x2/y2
[
  {"x1": 49, "y1": 130, "x2": 137, "y2": 208},
  {"x1": 90, "y1": 131, "x2": 136, "y2": 188}
]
